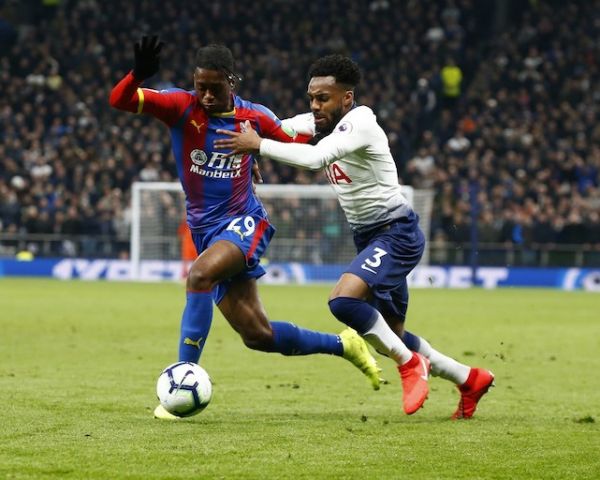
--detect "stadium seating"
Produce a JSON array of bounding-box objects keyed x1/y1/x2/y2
[{"x1": 0, "y1": 0, "x2": 598, "y2": 262}]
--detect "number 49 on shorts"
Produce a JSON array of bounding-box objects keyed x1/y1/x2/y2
[{"x1": 226, "y1": 216, "x2": 256, "y2": 240}]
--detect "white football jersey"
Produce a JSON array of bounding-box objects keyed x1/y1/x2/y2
[{"x1": 262, "y1": 106, "x2": 413, "y2": 232}]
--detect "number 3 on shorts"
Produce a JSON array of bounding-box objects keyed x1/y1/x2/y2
[
  {"x1": 226, "y1": 216, "x2": 256, "y2": 240},
  {"x1": 361, "y1": 247, "x2": 388, "y2": 274}
]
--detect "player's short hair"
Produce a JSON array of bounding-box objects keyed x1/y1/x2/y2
[
  {"x1": 308, "y1": 55, "x2": 361, "y2": 88},
  {"x1": 195, "y1": 44, "x2": 242, "y2": 83}
]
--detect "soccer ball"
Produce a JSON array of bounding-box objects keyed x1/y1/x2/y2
[{"x1": 156, "y1": 362, "x2": 212, "y2": 417}]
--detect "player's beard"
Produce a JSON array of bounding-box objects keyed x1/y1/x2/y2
[{"x1": 316, "y1": 105, "x2": 344, "y2": 136}]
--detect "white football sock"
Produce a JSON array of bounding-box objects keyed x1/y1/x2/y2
[
  {"x1": 416, "y1": 336, "x2": 470, "y2": 385},
  {"x1": 362, "y1": 311, "x2": 413, "y2": 365}
]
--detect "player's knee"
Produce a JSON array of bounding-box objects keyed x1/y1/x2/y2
[{"x1": 186, "y1": 266, "x2": 214, "y2": 291}]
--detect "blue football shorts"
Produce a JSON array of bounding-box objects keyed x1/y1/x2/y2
[
  {"x1": 346, "y1": 211, "x2": 425, "y2": 320},
  {"x1": 191, "y1": 212, "x2": 275, "y2": 304}
]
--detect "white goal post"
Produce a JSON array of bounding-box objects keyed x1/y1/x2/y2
[{"x1": 130, "y1": 182, "x2": 434, "y2": 281}]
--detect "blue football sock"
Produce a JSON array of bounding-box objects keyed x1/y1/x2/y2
[
  {"x1": 264, "y1": 321, "x2": 343, "y2": 356},
  {"x1": 178, "y1": 290, "x2": 213, "y2": 363},
  {"x1": 328, "y1": 297, "x2": 378, "y2": 334},
  {"x1": 401, "y1": 330, "x2": 422, "y2": 351}
]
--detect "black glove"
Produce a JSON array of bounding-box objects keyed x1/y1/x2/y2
[{"x1": 133, "y1": 35, "x2": 164, "y2": 81}]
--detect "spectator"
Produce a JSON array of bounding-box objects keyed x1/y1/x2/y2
[
  {"x1": 411, "y1": 77, "x2": 437, "y2": 132},
  {"x1": 440, "y1": 58, "x2": 463, "y2": 111}
]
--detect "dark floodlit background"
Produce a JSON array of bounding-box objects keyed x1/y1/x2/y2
[{"x1": 0, "y1": 0, "x2": 598, "y2": 268}]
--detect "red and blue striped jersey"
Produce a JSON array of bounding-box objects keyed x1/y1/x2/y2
[{"x1": 110, "y1": 72, "x2": 305, "y2": 230}]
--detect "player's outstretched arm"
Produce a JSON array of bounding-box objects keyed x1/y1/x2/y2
[
  {"x1": 216, "y1": 121, "x2": 363, "y2": 170},
  {"x1": 109, "y1": 37, "x2": 188, "y2": 125},
  {"x1": 109, "y1": 35, "x2": 164, "y2": 112},
  {"x1": 216, "y1": 122, "x2": 325, "y2": 170}
]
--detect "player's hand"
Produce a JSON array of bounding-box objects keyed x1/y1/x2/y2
[
  {"x1": 133, "y1": 35, "x2": 164, "y2": 81},
  {"x1": 215, "y1": 121, "x2": 262, "y2": 156}
]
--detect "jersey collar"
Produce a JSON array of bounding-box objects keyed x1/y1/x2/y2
[{"x1": 210, "y1": 94, "x2": 236, "y2": 117}]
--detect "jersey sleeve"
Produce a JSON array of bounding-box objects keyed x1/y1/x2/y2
[
  {"x1": 282, "y1": 113, "x2": 316, "y2": 137},
  {"x1": 259, "y1": 109, "x2": 373, "y2": 170},
  {"x1": 109, "y1": 71, "x2": 191, "y2": 127},
  {"x1": 252, "y1": 104, "x2": 312, "y2": 144}
]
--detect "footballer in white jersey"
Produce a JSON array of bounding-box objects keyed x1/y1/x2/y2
[
  {"x1": 277, "y1": 107, "x2": 413, "y2": 232},
  {"x1": 215, "y1": 54, "x2": 495, "y2": 419}
]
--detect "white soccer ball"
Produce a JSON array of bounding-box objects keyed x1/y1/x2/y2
[{"x1": 156, "y1": 362, "x2": 212, "y2": 417}]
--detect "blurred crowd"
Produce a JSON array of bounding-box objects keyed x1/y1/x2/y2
[{"x1": 0, "y1": 0, "x2": 599, "y2": 260}]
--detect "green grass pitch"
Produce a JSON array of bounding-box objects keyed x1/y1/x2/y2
[{"x1": 1, "y1": 278, "x2": 599, "y2": 479}]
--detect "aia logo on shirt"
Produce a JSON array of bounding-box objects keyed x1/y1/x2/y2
[{"x1": 325, "y1": 162, "x2": 352, "y2": 184}]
